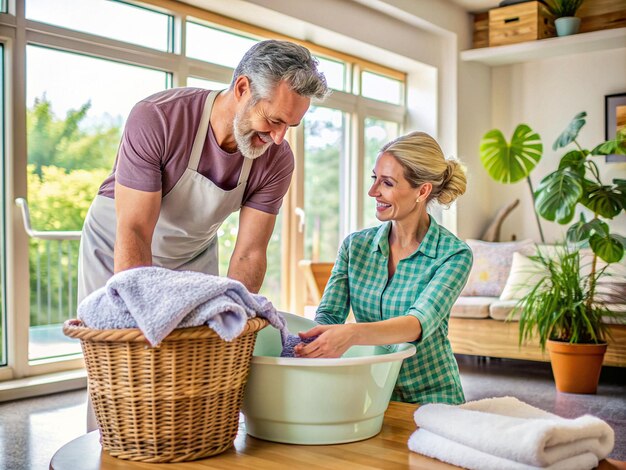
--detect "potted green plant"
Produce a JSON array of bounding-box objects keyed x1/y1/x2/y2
[
  {"x1": 545, "y1": 0, "x2": 585, "y2": 36},
  {"x1": 515, "y1": 111, "x2": 626, "y2": 394},
  {"x1": 480, "y1": 124, "x2": 545, "y2": 242}
]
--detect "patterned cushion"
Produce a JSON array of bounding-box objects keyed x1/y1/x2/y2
[{"x1": 461, "y1": 239, "x2": 535, "y2": 297}]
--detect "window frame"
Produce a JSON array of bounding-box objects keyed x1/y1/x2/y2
[{"x1": 0, "y1": 40, "x2": 6, "y2": 371}]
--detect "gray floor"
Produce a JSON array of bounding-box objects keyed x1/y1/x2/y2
[{"x1": 0, "y1": 356, "x2": 624, "y2": 469}]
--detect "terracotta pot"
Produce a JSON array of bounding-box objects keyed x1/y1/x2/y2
[{"x1": 547, "y1": 340, "x2": 607, "y2": 394}]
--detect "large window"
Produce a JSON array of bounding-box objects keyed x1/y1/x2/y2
[
  {"x1": 26, "y1": 46, "x2": 169, "y2": 360},
  {"x1": 1, "y1": 0, "x2": 407, "y2": 385}
]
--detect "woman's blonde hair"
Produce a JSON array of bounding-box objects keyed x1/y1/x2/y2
[{"x1": 380, "y1": 131, "x2": 467, "y2": 206}]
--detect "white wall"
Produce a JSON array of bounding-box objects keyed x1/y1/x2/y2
[{"x1": 491, "y1": 47, "x2": 626, "y2": 243}]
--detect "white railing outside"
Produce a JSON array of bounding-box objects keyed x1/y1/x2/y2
[{"x1": 15, "y1": 198, "x2": 82, "y2": 359}]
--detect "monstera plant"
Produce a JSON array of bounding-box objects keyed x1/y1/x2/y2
[
  {"x1": 515, "y1": 112, "x2": 626, "y2": 394},
  {"x1": 480, "y1": 124, "x2": 545, "y2": 242},
  {"x1": 534, "y1": 111, "x2": 626, "y2": 264}
]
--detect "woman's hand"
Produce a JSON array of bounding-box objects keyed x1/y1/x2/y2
[{"x1": 294, "y1": 324, "x2": 357, "y2": 358}]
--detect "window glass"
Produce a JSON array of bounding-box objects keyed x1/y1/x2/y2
[
  {"x1": 186, "y1": 22, "x2": 259, "y2": 68},
  {"x1": 187, "y1": 77, "x2": 230, "y2": 90},
  {"x1": 361, "y1": 71, "x2": 403, "y2": 105},
  {"x1": 217, "y1": 212, "x2": 283, "y2": 309},
  {"x1": 26, "y1": 45, "x2": 168, "y2": 360},
  {"x1": 304, "y1": 107, "x2": 345, "y2": 261},
  {"x1": 26, "y1": 0, "x2": 172, "y2": 52},
  {"x1": 315, "y1": 56, "x2": 346, "y2": 91},
  {"x1": 362, "y1": 118, "x2": 400, "y2": 229}
]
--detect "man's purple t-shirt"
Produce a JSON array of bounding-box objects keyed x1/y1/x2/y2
[{"x1": 98, "y1": 88, "x2": 294, "y2": 215}]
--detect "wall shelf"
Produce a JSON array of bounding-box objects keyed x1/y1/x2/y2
[{"x1": 461, "y1": 27, "x2": 626, "y2": 66}]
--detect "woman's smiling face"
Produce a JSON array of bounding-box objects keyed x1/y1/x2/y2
[{"x1": 367, "y1": 152, "x2": 422, "y2": 222}]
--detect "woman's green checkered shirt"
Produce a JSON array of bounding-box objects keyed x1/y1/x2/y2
[{"x1": 315, "y1": 216, "x2": 472, "y2": 404}]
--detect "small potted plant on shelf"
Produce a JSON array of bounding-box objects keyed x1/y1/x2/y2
[
  {"x1": 545, "y1": 0, "x2": 586, "y2": 36},
  {"x1": 515, "y1": 111, "x2": 626, "y2": 394}
]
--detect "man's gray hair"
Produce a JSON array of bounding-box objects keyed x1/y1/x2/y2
[{"x1": 231, "y1": 40, "x2": 330, "y2": 102}]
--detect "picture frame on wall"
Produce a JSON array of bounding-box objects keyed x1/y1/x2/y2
[{"x1": 605, "y1": 92, "x2": 626, "y2": 163}]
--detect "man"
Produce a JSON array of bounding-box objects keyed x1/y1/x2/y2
[{"x1": 78, "y1": 40, "x2": 329, "y2": 303}]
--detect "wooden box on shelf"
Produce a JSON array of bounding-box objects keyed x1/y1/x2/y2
[
  {"x1": 489, "y1": 1, "x2": 555, "y2": 47},
  {"x1": 578, "y1": 0, "x2": 626, "y2": 33},
  {"x1": 473, "y1": 12, "x2": 489, "y2": 48}
]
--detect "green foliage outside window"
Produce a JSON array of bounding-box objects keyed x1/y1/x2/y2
[
  {"x1": 26, "y1": 97, "x2": 120, "y2": 326},
  {"x1": 304, "y1": 144, "x2": 341, "y2": 261},
  {"x1": 304, "y1": 108, "x2": 342, "y2": 261}
]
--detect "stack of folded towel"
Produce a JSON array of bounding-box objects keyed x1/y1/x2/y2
[
  {"x1": 78, "y1": 266, "x2": 288, "y2": 347},
  {"x1": 408, "y1": 396, "x2": 614, "y2": 470}
]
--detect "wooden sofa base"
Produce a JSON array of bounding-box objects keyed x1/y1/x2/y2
[{"x1": 448, "y1": 318, "x2": 626, "y2": 367}]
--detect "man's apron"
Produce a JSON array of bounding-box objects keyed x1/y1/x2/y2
[
  {"x1": 77, "y1": 90, "x2": 252, "y2": 302},
  {"x1": 80, "y1": 90, "x2": 252, "y2": 431}
]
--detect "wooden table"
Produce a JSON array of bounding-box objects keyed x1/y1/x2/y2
[{"x1": 50, "y1": 402, "x2": 626, "y2": 470}]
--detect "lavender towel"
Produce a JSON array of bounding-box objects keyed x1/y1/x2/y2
[{"x1": 77, "y1": 266, "x2": 288, "y2": 346}]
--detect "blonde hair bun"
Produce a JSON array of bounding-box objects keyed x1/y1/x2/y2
[{"x1": 380, "y1": 131, "x2": 467, "y2": 206}]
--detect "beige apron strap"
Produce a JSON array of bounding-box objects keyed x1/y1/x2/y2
[
  {"x1": 237, "y1": 157, "x2": 253, "y2": 185},
  {"x1": 188, "y1": 90, "x2": 220, "y2": 171}
]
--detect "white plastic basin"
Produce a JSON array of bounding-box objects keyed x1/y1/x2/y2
[{"x1": 242, "y1": 312, "x2": 416, "y2": 445}]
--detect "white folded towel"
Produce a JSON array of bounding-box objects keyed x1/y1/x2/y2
[
  {"x1": 408, "y1": 396, "x2": 614, "y2": 470},
  {"x1": 78, "y1": 266, "x2": 288, "y2": 346},
  {"x1": 410, "y1": 428, "x2": 600, "y2": 470}
]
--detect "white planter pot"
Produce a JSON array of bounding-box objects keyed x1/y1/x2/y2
[{"x1": 555, "y1": 16, "x2": 581, "y2": 36}]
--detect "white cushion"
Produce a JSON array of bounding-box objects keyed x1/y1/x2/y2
[
  {"x1": 601, "y1": 303, "x2": 626, "y2": 324},
  {"x1": 450, "y1": 296, "x2": 494, "y2": 319},
  {"x1": 580, "y1": 249, "x2": 626, "y2": 304},
  {"x1": 499, "y1": 252, "x2": 547, "y2": 301}
]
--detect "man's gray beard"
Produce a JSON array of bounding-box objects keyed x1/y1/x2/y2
[{"x1": 233, "y1": 113, "x2": 272, "y2": 160}]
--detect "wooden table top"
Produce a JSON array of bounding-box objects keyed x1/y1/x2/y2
[{"x1": 50, "y1": 401, "x2": 626, "y2": 470}]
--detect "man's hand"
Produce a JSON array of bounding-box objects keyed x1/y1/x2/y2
[
  {"x1": 114, "y1": 182, "x2": 161, "y2": 273},
  {"x1": 227, "y1": 206, "x2": 276, "y2": 292}
]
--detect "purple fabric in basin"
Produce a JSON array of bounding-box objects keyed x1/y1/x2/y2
[{"x1": 280, "y1": 334, "x2": 319, "y2": 358}]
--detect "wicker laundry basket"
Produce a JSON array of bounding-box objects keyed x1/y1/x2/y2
[{"x1": 63, "y1": 317, "x2": 268, "y2": 463}]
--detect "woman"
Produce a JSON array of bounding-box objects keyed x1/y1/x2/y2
[{"x1": 296, "y1": 131, "x2": 472, "y2": 404}]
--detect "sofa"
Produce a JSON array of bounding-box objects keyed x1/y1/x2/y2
[
  {"x1": 446, "y1": 239, "x2": 626, "y2": 367},
  {"x1": 299, "y1": 240, "x2": 626, "y2": 367}
]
